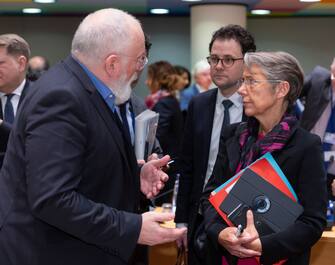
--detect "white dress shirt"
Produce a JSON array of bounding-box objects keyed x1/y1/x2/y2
[
  {"x1": 203, "y1": 90, "x2": 243, "y2": 189},
  {"x1": 0, "y1": 79, "x2": 26, "y2": 118}
]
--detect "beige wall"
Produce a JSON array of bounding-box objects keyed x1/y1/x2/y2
[{"x1": 0, "y1": 15, "x2": 333, "y2": 97}]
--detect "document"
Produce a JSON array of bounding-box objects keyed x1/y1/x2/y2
[{"x1": 135, "y1": 109, "x2": 159, "y2": 160}]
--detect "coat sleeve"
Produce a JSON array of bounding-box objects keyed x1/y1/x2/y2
[{"x1": 175, "y1": 98, "x2": 195, "y2": 224}]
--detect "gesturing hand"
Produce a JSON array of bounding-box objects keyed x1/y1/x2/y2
[
  {"x1": 140, "y1": 155, "x2": 170, "y2": 198},
  {"x1": 138, "y1": 211, "x2": 187, "y2": 246}
]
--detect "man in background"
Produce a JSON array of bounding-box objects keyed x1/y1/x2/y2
[
  {"x1": 0, "y1": 8, "x2": 185, "y2": 265},
  {"x1": 300, "y1": 57, "x2": 335, "y2": 199},
  {"x1": 179, "y1": 59, "x2": 212, "y2": 113},
  {"x1": 0, "y1": 33, "x2": 32, "y2": 169},
  {"x1": 175, "y1": 24, "x2": 256, "y2": 265},
  {"x1": 27, "y1": 55, "x2": 50, "y2": 81}
]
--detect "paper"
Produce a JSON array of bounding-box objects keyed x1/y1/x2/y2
[{"x1": 135, "y1": 109, "x2": 159, "y2": 160}]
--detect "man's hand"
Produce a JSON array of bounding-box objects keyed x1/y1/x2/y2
[
  {"x1": 218, "y1": 210, "x2": 261, "y2": 258},
  {"x1": 140, "y1": 155, "x2": 170, "y2": 198},
  {"x1": 137, "y1": 153, "x2": 159, "y2": 166},
  {"x1": 138, "y1": 211, "x2": 187, "y2": 246}
]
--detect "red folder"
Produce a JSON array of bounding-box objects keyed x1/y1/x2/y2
[
  {"x1": 209, "y1": 153, "x2": 295, "y2": 265},
  {"x1": 209, "y1": 153, "x2": 297, "y2": 230}
]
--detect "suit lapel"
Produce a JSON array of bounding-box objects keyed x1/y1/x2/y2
[
  {"x1": 201, "y1": 89, "x2": 218, "y2": 177},
  {"x1": 18, "y1": 80, "x2": 31, "y2": 106},
  {"x1": 63, "y1": 56, "x2": 135, "y2": 176}
]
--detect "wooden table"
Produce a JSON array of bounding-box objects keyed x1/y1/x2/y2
[{"x1": 310, "y1": 226, "x2": 335, "y2": 265}]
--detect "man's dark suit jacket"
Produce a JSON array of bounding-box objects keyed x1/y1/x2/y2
[
  {"x1": 300, "y1": 65, "x2": 332, "y2": 131},
  {"x1": 0, "y1": 56, "x2": 142, "y2": 265},
  {"x1": 175, "y1": 88, "x2": 218, "y2": 235},
  {"x1": 0, "y1": 79, "x2": 31, "y2": 167},
  {"x1": 202, "y1": 123, "x2": 327, "y2": 265}
]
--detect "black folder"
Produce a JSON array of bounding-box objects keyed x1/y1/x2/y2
[{"x1": 219, "y1": 168, "x2": 303, "y2": 236}]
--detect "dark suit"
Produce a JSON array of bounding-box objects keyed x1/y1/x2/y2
[
  {"x1": 0, "y1": 79, "x2": 32, "y2": 167},
  {"x1": 175, "y1": 88, "x2": 245, "y2": 264},
  {"x1": 299, "y1": 65, "x2": 335, "y2": 199},
  {"x1": 0, "y1": 56, "x2": 142, "y2": 265},
  {"x1": 152, "y1": 95, "x2": 183, "y2": 205},
  {"x1": 202, "y1": 123, "x2": 327, "y2": 265},
  {"x1": 300, "y1": 66, "x2": 332, "y2": 131}
]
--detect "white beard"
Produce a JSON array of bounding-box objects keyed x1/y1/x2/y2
[{"x1": 113, "y1": 72, "x2": 137, "y2": 105}]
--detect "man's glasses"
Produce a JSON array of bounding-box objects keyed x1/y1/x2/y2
[
  {"x1": 136, "y1": 54, "x2": 148, "y2": 71},
  {"x1": 206, "y1": 55, "x2": 243, "y2": 68},
  {"x1": 118, "y1": 53, "x2": 148, "y2": 71}
]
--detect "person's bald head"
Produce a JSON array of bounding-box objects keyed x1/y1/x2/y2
[{"x1": 71, "y1": 8, "x2": 144, "y2": 66}]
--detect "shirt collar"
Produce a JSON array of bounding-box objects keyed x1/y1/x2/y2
[
  {"x1": 0, "y1": 79, "x2": 26, "y2": 98},
  {"x1": 74, "y1": 56, "x2": 116, "y2": 110},
  {"x1": 216, "y1": 88, "x2": 243, "y2": 108}
]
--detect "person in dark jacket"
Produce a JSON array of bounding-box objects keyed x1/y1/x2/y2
[
  {"x1": 146, "y1": 61, "x2": 183, "y2": 205},
  {"x1": 202, "y1": 51, "x2": 327, "y2": 265}
]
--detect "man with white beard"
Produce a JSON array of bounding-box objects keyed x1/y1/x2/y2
[{"x1": 0, "y1": 8, "x2": 186, "y2": 265}]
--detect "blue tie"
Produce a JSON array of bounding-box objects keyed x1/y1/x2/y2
[
  {"x1": 222, "y1": 100, "x2": 233, "y2": 127},
  {"x1": 4, "y1": 94, "x2": 15, "y2": 124}
]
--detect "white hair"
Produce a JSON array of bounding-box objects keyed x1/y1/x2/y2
[
  {"x1": 71, "y1": 8, "x2": 142, "y2": 63},
  {"x1": 192, "y1": 59, "x2": 210, "y2": 77}
]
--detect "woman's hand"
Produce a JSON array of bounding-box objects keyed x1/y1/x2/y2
[
  {"x1": 218, "y1": 210, "x2": 262, "y2": 258},
  {"x1": 240, "y1": 210, "x2": 262, "y2": 253}
]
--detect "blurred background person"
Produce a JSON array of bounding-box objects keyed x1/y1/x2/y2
[
  {"x1": 175, "y1": 24, "x2": 256, "y2": 265},
  {"x1": 202, "y1": 51, "x2": 327, "y2": 265},
  {"x1": 146, "y1": 60, "x2": 183, "y2": 205},
  {"x1": 299, "y1": 57, "x2": 335, "y2": 200},
  {"x1": 27, "y1": 55, "x2": 50, "y2": 81},
  {"x1": 179, "y1": 59, "x2": 212, "y2": 114},
  {"x1": 0, "y1": 33, "x2": 32, "y2": 169},
  {"x1": 174, "y1": 65, "x2": 191, "y2": 91}
]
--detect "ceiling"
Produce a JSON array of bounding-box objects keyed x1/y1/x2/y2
[{"x1": 0, "y1": 0, "x2": 335, "y2": 16}]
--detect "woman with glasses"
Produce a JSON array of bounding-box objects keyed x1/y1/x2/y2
[{"x1": 202, "y1": 51, "x2": 327, "y2": 265}]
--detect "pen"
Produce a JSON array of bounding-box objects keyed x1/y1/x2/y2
[
  {"x1": 167, "y1": 160, "x2": 175, "y2": 166},
  {"x1": 235, "y1": 224, "x2": 243, "y2": 237}
]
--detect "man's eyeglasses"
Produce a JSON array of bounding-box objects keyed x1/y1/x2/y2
[
  {"x1": 136, "y1": 54, "x2": 148, "y2": 71},
  {"x1": 118, "y1": 53, "x2": 148, "y2": 71},
  {"x1": 206, "y1": 55, "x2": 243, "y2": 68},
  {"x1": 238, "y1": 78, "x2": 283, "y2": 88}
]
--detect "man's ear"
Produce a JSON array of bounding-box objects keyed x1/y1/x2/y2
[
  {"x1": 276, "y1": 81, "x2": 290, "y2": 100},
  {"x1": 17, "y1": 55, "x2": 27, "y2": 73},
  {"x1": 105, "y1": 54, "x2": 120, "y2": 78}
]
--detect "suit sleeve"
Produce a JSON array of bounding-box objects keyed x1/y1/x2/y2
[
  {"x1": 260, "y1": 136, "x2": 327, "y2": 264},
  {"x1": 175, "y1": 99, "x2": 195, "y2": 224},
  {"x1": 25, "y1": 88, "x2": 141, "y2": 262},
  {"x1": 201, "y1": 131, "x2": 230, "y2": 252}
]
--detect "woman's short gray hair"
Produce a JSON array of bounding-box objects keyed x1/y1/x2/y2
[
  {"x1": 71, "y1": 8, "x2": 141, "y2": 63},
  {"x1": 244, "y1": 51, "x2": 304, "y2": 108}
]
